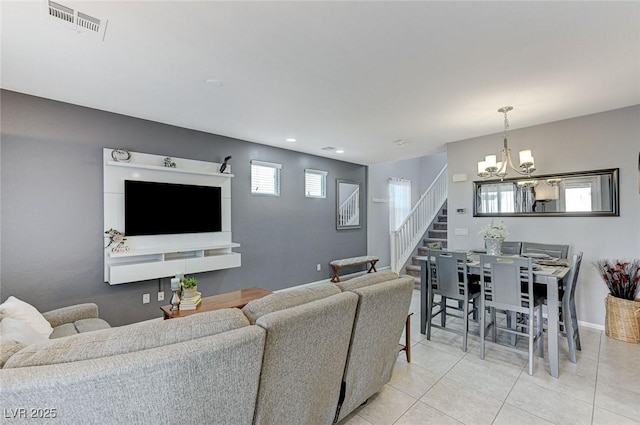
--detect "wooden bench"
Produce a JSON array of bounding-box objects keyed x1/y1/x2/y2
[{"x1": 329, "y1": 255, "x2": 379, "y2": 283}]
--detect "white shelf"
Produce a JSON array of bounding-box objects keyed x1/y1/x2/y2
[
  {"x1": 106, "y1": 244, "x2": 241, "y2": 285},
  {"x1": 108, "y1": 243, "x2": 241, "y2": 258},
  {"x1": 105, "y1": 161, "x2": 234, "y2": 178}
]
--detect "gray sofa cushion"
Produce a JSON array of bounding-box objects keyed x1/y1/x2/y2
[
  {"x1": 5, "y1": 308, "x2": 250, "y2": 368},
  {"x1": 0, "y1": 339, "x2": 26, "y2": 368},
  {"x1": 50, "y1": 318, "x2": 112, "y2": 339},
  {"x1": 336, "y1": 270, "x2": 399, "y2": 291},
  {"x1": 336, "y1": 276, "x2": 415, "y2": 422},
  {"x1": 242, "y1": 282, "x2": 340, "y2": 324},
  {"x1": 252, "y1": 291, "x2": 358, "y2": 425},
  {"x1": 1, "y1": 326, "x2": 266, "y2": 424}
]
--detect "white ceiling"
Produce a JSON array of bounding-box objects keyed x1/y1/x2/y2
[{"x1": 2, "y1": 1, "x2": 639, "y2": 165}]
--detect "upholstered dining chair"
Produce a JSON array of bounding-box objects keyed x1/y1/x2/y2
[
  {"x1": 479, "y1": 255, "x2": 543, "y2": 375},
  {"x1": 501, "y1": 241, "x2": 522, "y2": 255},
  {"x1": 426, "y1": 250, "x2": 480, "y2": 352},
  {"x1": 521, "y1": 242, "x2": 569, "y2": 259}
]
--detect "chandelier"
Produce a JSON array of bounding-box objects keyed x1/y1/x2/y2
[{"x1": 477, "y1": 106, "x2": 535, "y2": 179}]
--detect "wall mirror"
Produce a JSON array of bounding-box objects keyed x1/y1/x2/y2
[
  {"x1": 473, "y1": 168, "x2": 619, "y2": 217},
  {"x1": 336, "y1": 179, "x2": 361, "y2": 229}
]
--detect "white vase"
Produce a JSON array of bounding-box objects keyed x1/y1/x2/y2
[
  {"x1": 183, "y1": 286, "x2": 198, "y2": 299},
  {"x1": 485, "y1": 238, "x2": 503, "y2": 256}
]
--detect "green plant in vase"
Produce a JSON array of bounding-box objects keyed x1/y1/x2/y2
[{"x1": 182, "y1": 276, "x2": 198, "y2": 298}]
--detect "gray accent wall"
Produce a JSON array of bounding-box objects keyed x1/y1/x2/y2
[
  {"x1": 446, "y1": 105, "x2": 640, "y2": 326},
  {"x1": 0, "y1": 90, "x2": 367, "y2": 326}
]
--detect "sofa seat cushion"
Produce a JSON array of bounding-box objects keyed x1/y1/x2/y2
[
  {"x1": 4, "y1": 308, "x2": 250, "y2": 368},
  {"x1": 242, "y1": 282, "x2": 341, "y2": 324},
  {"x1": 336, "y1": 270, "x2": 399, "y2": 292},
  {"x1": 49, "y1": 318, "x2": 112, "y2": 339}
]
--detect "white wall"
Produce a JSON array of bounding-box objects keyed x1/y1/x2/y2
[
  {"x1": 367, "y1": 152, "x2": 447, "y2": 267},
  {"x1": 446, "y1": 105, "x2": 640, "y2": 326}
]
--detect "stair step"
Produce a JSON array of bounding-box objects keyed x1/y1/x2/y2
[
  {"x1": 441, "y1": 208, "x2": 447, "y2": 216},
  {"x1": 405, "y1": 265, "x2": 420, "y2": 276},
  {"x1": 433, "y1": 222, "x2": 447, "y2": 231},
  {"x1": 437, "y1": 215, "x2": 448, "y2": 223},
  {"x1": 428, "y1": 230, "x2": 447, "y2": 239},
  {"x1": 423, "y1": 238, "x2": 448, "y2": 249}
]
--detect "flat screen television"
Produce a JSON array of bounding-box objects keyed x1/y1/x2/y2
[{"x1": 124, "y1": 180, "x2": 222, "y2": 236}]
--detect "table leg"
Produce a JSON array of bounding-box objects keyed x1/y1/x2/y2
[
  {"x1": 546, "y1": 275, "x2": 560, "y2": 378},
  {"x1": 368, "y1": 260, "x2": 378, "y2": 273},
  {"x1": 331, "y1": 266, "x2": 340, "y2": 283},
  {"x1": 405, "y1": 313, "x2": 413, "y2": 362},
  {"x1": 420, "y1": 260, "x2": 427, "y2": 334}
]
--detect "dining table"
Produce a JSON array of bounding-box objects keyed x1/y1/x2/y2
[{"x1": 415, "y1": 252, "x2": 570, "y2": 378}]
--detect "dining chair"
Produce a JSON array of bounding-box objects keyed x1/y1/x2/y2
[
  {"x1": 521, "y1": 242, "x2": 569, "y2": 259},
  {"x1": 501, "y1": 241, "x2": 522, "y2": 255},
  {"x1": 426, "y1": 249, "x2": 480, "y2": 352},
  {"x1": 556, "y1": 252, "x2": 584, "y2": 362},
  {"x1": 479, "y1": 255, "x2": 543, "y2": 375}
]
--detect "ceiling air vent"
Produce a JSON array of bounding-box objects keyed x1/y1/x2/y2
[{"x1": 42, "y1": 0, "x2": 108, "y2": 40}]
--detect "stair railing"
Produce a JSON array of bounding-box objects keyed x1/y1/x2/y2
[
  {"x1": 390, "y1": 166, "x2": 447, "y2": 273},
  {"x1": 338, "y1": 187, "x2": 359, "y2": 227}
]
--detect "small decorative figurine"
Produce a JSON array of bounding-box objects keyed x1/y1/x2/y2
[
  {"x1": 111, "y1": 148, "x2": 131, "y2": 162},
  {"x1": 164, "y1": 157, "x2": 176, "y2": 168},
  {"x1": 219, "y1": 156, "x2": 232, "y2": 173},
  {"x1": 104, "y1": 228, "x2": 129, "y2": 252}
]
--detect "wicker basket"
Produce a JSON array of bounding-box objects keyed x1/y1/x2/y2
[{"x1": 604, "y1": 294, "x2": 640, "y2": 343}]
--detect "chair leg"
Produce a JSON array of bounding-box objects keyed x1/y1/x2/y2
[
  {"x1": 462, "y1": 297, "x2": 469, "y2": 352},
  {"x1": 479, "y1": 299, "x2": 486, "y2": 360},
  {"x1": 570, "y1": 300, "x2": 581, "y2": 351},
  {"x1": 426, "y1": 288, "x2": 433, "y2": 341},
  {"x1": 441, "y1": 296, "x2": 447, "y2": 327},
  {"x1": 536, "y1": 307, "x2": 544, "y2": 358},
  {"x1": 490, "y1": 308, "x2": 497, "y2": 342},
  {"x1": 528, "y1": 310, "x2": 535, "y2": 376}
]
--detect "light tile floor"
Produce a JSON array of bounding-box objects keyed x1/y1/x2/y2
[{"x1": 338, "y1": 290, "x2": 640, "y2": 425}]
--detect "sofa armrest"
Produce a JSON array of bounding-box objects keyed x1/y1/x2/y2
[{"x1": 41, "y1": 304, "x2": 99, "y2": 328}]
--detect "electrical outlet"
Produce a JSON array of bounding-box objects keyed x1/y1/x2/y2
[
  {"x1": 142, "y1": 293, "x2": 150, "y2": 304},
  {"x1": 317, "y1": 264, "x2": 321, "y2": 271},
  {"x1": 157, "y1": 291, "x2": 165, "y2": 302}
]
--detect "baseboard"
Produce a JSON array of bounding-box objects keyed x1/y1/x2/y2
[{"x1": 578, "y1": 320, "x2": 605, "y2": 331}]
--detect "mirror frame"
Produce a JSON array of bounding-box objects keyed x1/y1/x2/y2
[
  {"x1": 336, "y1": 179, "x2": 362, "y2": 230},
  {"x1": 473, "y1": 168, "x2": 619, "y2": 217}
]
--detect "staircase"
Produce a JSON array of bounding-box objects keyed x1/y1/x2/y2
[{"x1": 405, "y1": 203, "x2": 448, "y2": 284}]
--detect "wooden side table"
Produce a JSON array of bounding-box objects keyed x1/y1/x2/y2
[{"x1": 160, "y1": 287, "x2": 271, "y2": 319}]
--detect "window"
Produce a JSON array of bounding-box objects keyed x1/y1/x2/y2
[
  {"x1": 478, "y1": 182, "x2": 516, "y2": 213},
  {"x1": 305, "y1": 169, "x2": 327, "y2": 198},
  {"x1": 388, "y1": 177, "x2": 412, "y2": 230},
  {"x1": 251, "y1": 160, "x2": 281, "y2": 196}
]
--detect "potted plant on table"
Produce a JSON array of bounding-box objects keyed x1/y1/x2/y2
[
  {"x1": 182, "y1": 276, "x2": 198, "y2": 299},
  {"x1": 594, "y1": 259, "x2": 640, "y2": 343},
  {"x1": 479, "y1": 220, "x2": 509, "y2": 256}
]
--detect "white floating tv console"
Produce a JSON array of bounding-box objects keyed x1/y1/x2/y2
[{"x1": 103, "y1": 149, "x2": 241, "y2": 285}]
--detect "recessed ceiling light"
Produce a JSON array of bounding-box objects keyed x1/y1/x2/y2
[
  {"x1": 206, "y1": 79, "x2": 223, "y2": 87},
  {"x1": 336, "y1": 149, "x2": 345, "y2": 154},
  {"x1": 286, "y1": 138, "x2": 297, "y2": 142},
  {"x1": 321, "y1": 146, "x2": 336, "y2": 151},
  {"x1": 393, "y1": 139, "x2": 408, "y2": 146}
]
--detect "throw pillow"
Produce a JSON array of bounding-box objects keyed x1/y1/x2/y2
[
  {"x1": 0, "y1": 296, "x2": 53, "y2": 337},
  {"x1": 0, "y1": 317, "x2": 48, "y2": 346}
]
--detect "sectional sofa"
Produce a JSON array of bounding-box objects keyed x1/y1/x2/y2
[{"x1": 0, "y1": 270, "x2": 413, "y2": 424}]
